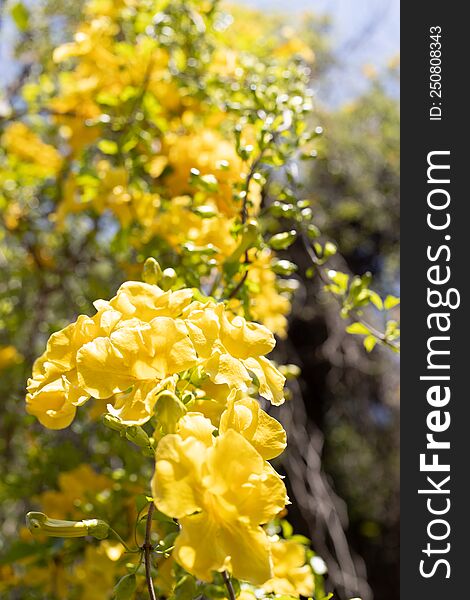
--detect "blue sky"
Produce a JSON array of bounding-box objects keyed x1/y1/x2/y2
[{"x1": 242, "y1": 0, "x2": 399, "y2": 103}]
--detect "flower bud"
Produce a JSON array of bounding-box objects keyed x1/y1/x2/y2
[
  {"x1": 103, "y1": 414, "x2": 127, "y2": 433},
  {"x1": 271, "y1": 259, "x2": 298, "y2": 276},
  {"x1": 268, "y1": 230, "x2": 297, "y2": 250},
  {"x1": 154, "y1": 390, "x2": 187, "y2": 434},
  {"x1": 189, "y1": 365, "x2": 207, "y2": 386},
  {"x1": 26, "y1": 512, "x2": 110, "y2": 540},
  {"x1": 160, "y1": 268, "x2": 177, "y2": 291},
  {"x1": 125, "y1": 425, "x2": 152, "y2": 450},
  {"x1": 142, "y1": 257, "x2": 163, "y2": 285}
]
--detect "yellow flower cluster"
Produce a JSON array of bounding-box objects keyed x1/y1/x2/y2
[
  {"x1": 162, "y1": 130, "x2": 259, "y2": 218},
  {"x1": 54, "y1": 160, "x2": 161, "y2": 230},
  {"x1": 153, "y1": 417, "x2": 286, "y2": 584},
  {"x1": 25, "y1": 278, "x2": 299, "y2": 587},
  {"x1": 264, "y1": 538, "x2": 315, "y2": 597},
  {"x1": 50, "y1": 14, "x2": 177, "y2": 154},
  {"x1": 1, "y1": 122, "x2": 63, "y2": 178},
  {"x1": 26, "y1": 280, "x2": 285, "y2": 429},
  {"x1": 0, "y1": 0, "x2": 291, "y2": 338}
]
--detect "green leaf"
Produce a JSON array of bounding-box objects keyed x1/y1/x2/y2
[
  {"x1": 368, "y1": 290, "x2": 383, "y2": 310},
  {"x1": 268, "y1": 230, "x2": 297, "y2": 250},
  {"x1": 272, "y1": 259, "x2": 297, "y2": 276},
  {"x1": 173, "y1": 574, "x2": 198, "y2": 599},
  {"x1": 98, "y1": 140, "x2": 119, "y2": 155},
  {"x1": 327, "y1": 270, "x2": 349, "y2": 292},
  {"x1": 10, "y1": 2, "x2": 29, "y2": 31},
  {"x1": 323, "y1": 241, "x2": 337, "y2": 257},
  {"x1": 384, "y1": 295, "x2": 400, "y2": 310},
  {"x1": 363, "y1": 335, "x2": 377, "y2": 352},
  {"x1": 135, "y1": 494, "x2": 151, "y2": 513},
  {"x1": 346, "y1": 322, "x2": 370, "y2": 336},
  {"x1": 193, "y1": 205, "x2": 218, "y2": 218},
  {"x1": 114, "y1": 574, "x2": 136, "y2": 600},
  {"x1": 281, "y1": 519, "x2": 293, "y2": 538}
]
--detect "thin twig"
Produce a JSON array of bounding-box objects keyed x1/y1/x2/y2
[
  {"x1": 241, "y1": 148, "x2": 266, "y2": 224},
  {"x1": 143, "y1": 503, "x2": 157, "y2": 600},
  {"x1": 226, "y1": 264, "x2": 249, "y2": 300},
  {"x1": 222, "y1": 571, "x2": 236, "y2": 600}
]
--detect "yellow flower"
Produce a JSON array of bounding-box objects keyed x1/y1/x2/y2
[
  {"x1": 25, "y1": 314, "x2": 104, "y2": 429},
  {"x1": 27, "y1": 280, "x2": 284, "y2": 429},
  {"x1": 152, "y1": 429, "x2": 287, "y2": 584},
  {"x1": 163, "y1": 130, "x2": 258, "y2": 217},
  {"x1": 147, "y1": 195, "x2": 237, "y2": 257},
  {"x1": 105, "y1": 281, "x2": 193, "y2": 321},
  {"x1": 263, "y1": 539, "x2": 314, "y2": 598},
  {"x1": 175, "y1": 412, "x2": 216, "y2": 446},
  {"x1": 0, "y1": 565, "x2": 19, "y2": 592},
  {"x1": 219, "y1": 395, "x2": 286, "y2": 460},
  {"x1": 77, "y1": 316, "x2": 197, "y2": 424},
  {"x1": 184, "y1": 301, "x2": 286, "y2": 405},
  {"x1": 26, "y1": 282, "x2": 195, "y2": 427},
  {"x1": 39, "y1": 464, "x2": 112, "y2": 518}
]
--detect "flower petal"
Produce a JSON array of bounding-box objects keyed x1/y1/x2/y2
[
  {"x1": 243, "y1": 356, "x2": 285, "y2": 405},
  {"x1": 219, "y1": 396, "x2": 286, "y2": 459},
  {"x1": 220, "y1": 312, "x2": 275, "y2": 359},
  {"x1": 26, "y1": 377, "x2": 77, "y2": 430},
  {"x1": 77, "y1": 337, "x2": 135, "y2": 398},
  {"x1": 208, "y1": 430, "x2": 287, "y2": 523},
  {"x1": 175, "y1": 512, "x2": 272, "y2": 585},
  {"x1": 152, "y1": 434, "x2": 205, "y2": 519}
]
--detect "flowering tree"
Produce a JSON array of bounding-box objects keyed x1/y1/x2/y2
[{"x1": 0, "y1": 0, "x2": 399, "y2": 598}]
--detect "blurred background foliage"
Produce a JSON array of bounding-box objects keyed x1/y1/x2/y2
[{"x1": 0, "y1": 0, "x2": 399, "y2": 599}]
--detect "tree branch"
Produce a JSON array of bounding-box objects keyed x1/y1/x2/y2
[
  {"x1": 222, "y1": 571, "x2": 236, "y2": 600},
  {"x1": 144, "y1": 503, "x2": 157, "y2": 600}
]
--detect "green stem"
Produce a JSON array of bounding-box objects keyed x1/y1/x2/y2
[
  {"x1": 222, "y1": 571, "x2": 236, "y2": 600},
  {"x1": 144, "y1": 503, "x2": 157, "y2": 600}
]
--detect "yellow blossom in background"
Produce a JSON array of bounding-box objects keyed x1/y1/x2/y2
[
  {"x1": 0, "y1": 566, "x2": 19, "y2": 594},
  {"x1": 39, "y1": 464, "x2": 112, "y2": 518},
  {"x1": 245, "y1": 249, "x2": 291, "y2": 338},
  {"x1": 0, "y1": 345, "x2": 22, "y2": 371},
  {"x1": 2, "y1": 123, "x2": 63, "y2": 178},
  {"x1": 163, "y1": 130, "x2": 255, "y2": 217},
  {"x1": 72, "y1": 544, "x2": 119, "y2": 600},
  {"x1": 21, "y1": 562, "x2": 70, "y2": 599},
  {"x1": 152, "y1": 428, "x2": 287, "y2": 584},
  {"x1": 146, "y1": 195, "x2": 236, "y2": 257},
  {"x1": 263, "y1": 538, "x2": 315, "y2": 598}
]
